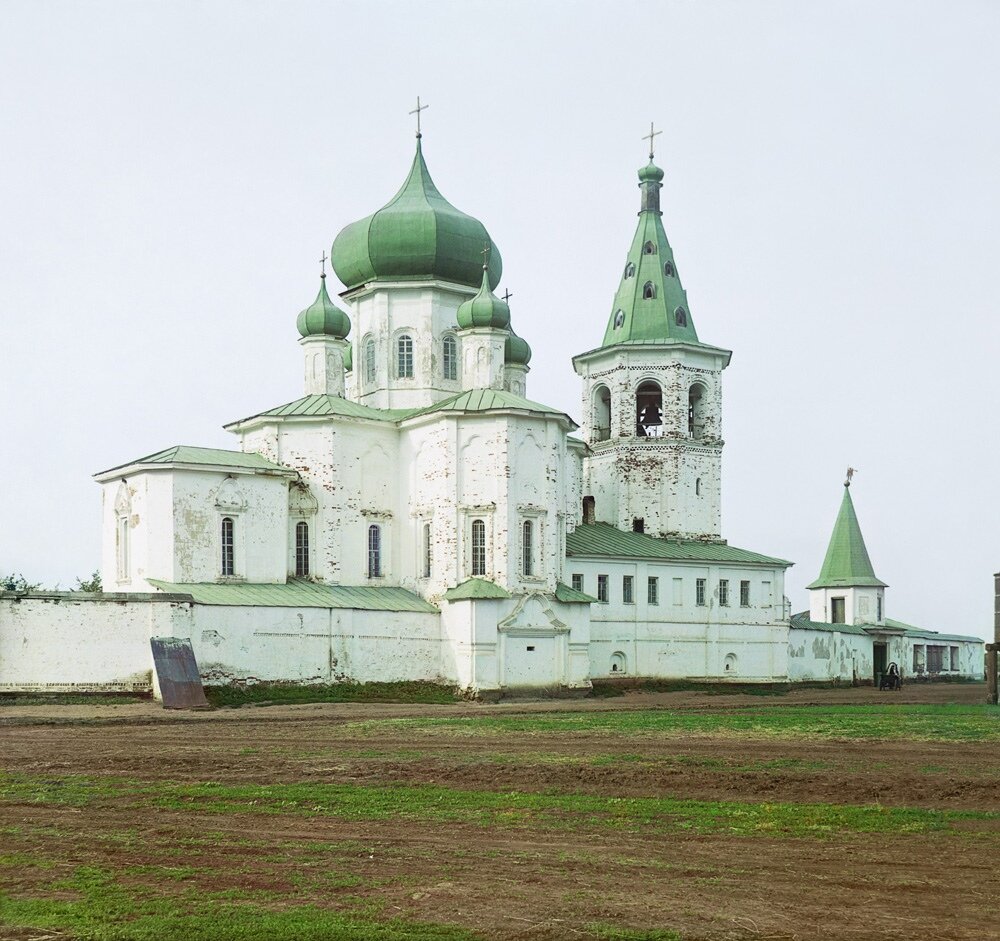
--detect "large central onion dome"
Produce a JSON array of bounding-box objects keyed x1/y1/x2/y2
[{"x1": 331, "y1": 140, "x2": 502, "y2": 291}]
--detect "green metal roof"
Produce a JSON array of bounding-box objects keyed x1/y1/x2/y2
[
  {"x1": 226, "y1": 394, "x2": 411, "y2": 428},
  {"x1": 96, "y1": 446, "x2": 293, "y2": 477},
  {"x1": 296, "y1": 275, "x2": 351, "y2": 339},
  {"x1": 407, "y1": 388, "x2": 572, "y2": 423},
  {"x1": 806, "y1": 485, "x2": 887, "y2": 589},
  {"x1": 566, "y1": 522, "x2": 791, "y2": 567},
  {"x1": 789, "y1": 611, "x2": 869, "y2": 636},
  {"x1": 442, "y1": 578, "x2": 511, "y2": 601},
  {"x1": 148, "y1": 578, "x2": 437, "y2": 612},
  {"x1": 600, "y1": 161, "x2": 702, "y2": 350},
  {"x1": 554, "y1": 582, "x2": 598, "y2": 604},
  {"x1": 790, "y1": 611, "x2": 982, "y2": 645},
  {"x1": 330, "y1": 139, "x2": 502, "y2": 292}
]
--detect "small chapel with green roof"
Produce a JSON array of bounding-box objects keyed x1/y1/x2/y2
[{"x1": 7, "y1": 118, "x2": 975, "y2": 698}]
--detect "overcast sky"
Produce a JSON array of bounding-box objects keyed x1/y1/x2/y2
[{"x1": 1, "y1": 1, "x2": 997, "y2": 639}]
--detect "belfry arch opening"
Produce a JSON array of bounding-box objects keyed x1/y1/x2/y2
[
  {"x1": 592, "y1": 385, "x2": 611, "y2": 441},
  {"x1": 688, "y1": 383, "x2": 708, "y2": 438},
  {"x1": 636, "y1": 380, "x2": 663, "y2": 438}
]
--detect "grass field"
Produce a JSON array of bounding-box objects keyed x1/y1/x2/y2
[{"x1": 1, "y1": 686, "x2": 997, "y2": 940}]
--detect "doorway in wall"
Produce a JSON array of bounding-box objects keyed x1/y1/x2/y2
[{"x1": 873, "y1": 642, "x2": 888, "y2": 685}]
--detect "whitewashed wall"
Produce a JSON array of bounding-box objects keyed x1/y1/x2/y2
[
  {"x1": 574, "y1": 559, "x2": 788, "y2": 681},
  {"x1": 0, "y1": 594, "x2": 193, "y2": 692}
]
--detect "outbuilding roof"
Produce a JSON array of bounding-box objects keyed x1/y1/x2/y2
[
  {"x1": 95, "y1": 445, "x2": 294, "y2": 478},
  {"x1": 148, "y1": 578, "x2": 437, "y2": 612},
  {"x1": 566, "y1": 522, "x2": 791, "y2": 567}
]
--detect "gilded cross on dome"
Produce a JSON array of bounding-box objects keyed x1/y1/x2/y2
[{"x1": 409, "y1": 96, "x2": 429, "y2": 138}]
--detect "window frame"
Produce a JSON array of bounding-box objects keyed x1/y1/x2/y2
[
  {"x1": 597, "y1": 574, "x2": 609, "y2": 603},
  {"x1": 442, "y1": 334, "x2": 458, "y2": 381},
  {"x1": 695, "y1": 577, "x2": 706, "y2": 607},
  {"x1": 719, "y1": 579, "x2": 729, "y2": 607},
  {"x1": 367, "y1": 524, "x2": 382, "y2": 578},
  {"x1": 521, "y1": 519, "x2": 534, "y2": 577},
  {"x1": 220, "y1": 516, "x2": 235, "y2": 577},
  {"x1": 471, "y1": 518, "x2": 487, "y2": 577},
  {"x1": 740, "y1": 579, "x2": 750, "y2": 607},
  {"x1": 622, "y1": 574, "x2": 634, "y2": 605},
  {"x1": 422, "y1": 521, "x2": 432, "y2": 579},
  {"x1": 363, "y1": 336, "x2": 376, "y2": 385},
  {"x1": 396, "y1": 333, "x2": 414, "y2": 379},
  {"x1": 294, "y1": 520, "x2": 310, "y2": 578},
  {"x1": 571, "y1": 573, "x2": 584, "y2": 592},
  {"x1": 830, "y1": 596, "x2": 846, "y2": 624},
  {"x1": 647, "y1": 576, "x2": 659, "y2": 606}
]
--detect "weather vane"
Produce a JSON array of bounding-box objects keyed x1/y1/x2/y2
[
  {"x1": 845, "y1": 466, "x2": 858, "y2": 486},
  {"x1": 409, "y1": 96, "x2": 429, "y2": 138},
  {"x1": 642, "y1": 121, "x2": 662, "y2": 161},
  {"x1": 319, "y1": 250, "x2": 327, "y2": 279}
]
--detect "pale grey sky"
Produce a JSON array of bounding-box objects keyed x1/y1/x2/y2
[{"x1": 2, "y1": 1, "x2": 997, "y2": 639}]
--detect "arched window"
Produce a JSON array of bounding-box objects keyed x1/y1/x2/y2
[
  {"x1": 664, "y1": 261, "x2": 675, "y2": 277},
  {"x1": 593, "y1": 384, "x2": 611, "y2": 441},
  {"x1": 636, "y1": 380, "x2": 663, "y2": 437},
  {"x1": 363, "y1": 337, "x2": 376, "y2": 384},
  {"x1": 295, "y1": 521, "x2": 309, "y2": 577},
  {"x1": 397, "y1": 334, "x2": 414, "y2": 379},
  {"x1": 610, "y1": 651, "x2": 627, "y2": 674},
  {"x1": 442, "y1": 335, "x2": 457, "y2": 381},
  {"x1": 643, "y1": 240, "x2": 656, "y2": 255},
  {"x1": 695, "y1": 477, "x2": 702, "y2": 496},
  {"x1": 688, "y1": 383, "x2": 707, "y2": 438},
  {"x1": 675, "y1": 306, "x2": 687, "y2": 327},
  {"x1": 114, "y1": 482, "x2": 130, "y2": 582},
  {"x1": 582, "y1": 496, "x2": 596, "y2": 524},
  {"x1": 422, "y1": 522, "x2": 432, "y2": 578},
  {"x1": 613, "y1": 309, "x2": 625, "y2": 329},
  {"x1": 367, "y1": 524, "x2": 382, "y2": 578},
  {"x1": 623, "y1": 262, "x2": 635, "y2": 279},
  {"x1": 471, "y1": 519, "x2": 486, "y2": 577},
  {"x1": 522, "y1": 520, "x2": 534, "y2": 576},
  {"x1": 642, "y1": 281, "x2": 656, "y2": 300},
  {"x1": 221, "y1": 517, "x2": 235, "y2": 576}
]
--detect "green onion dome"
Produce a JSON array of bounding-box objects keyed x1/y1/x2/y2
[
  {"x1": 331, "y1": 140, "x2": 502, "y2": 291},
  {"x1": 342, "y1": 343, "x2": 353, "y2": 371},
  {"x1": 638, "y1": 160, "x2": 664, "y2": 183},
  {"x1": 457, "y1": 267, "x2": 510, "y2": 330},
  {"x1": 296, "y1": 276, "x2": 351, "y2": 339},
  {"x1": 504, "y1": 326, "x2": 531, "y2": 365}
]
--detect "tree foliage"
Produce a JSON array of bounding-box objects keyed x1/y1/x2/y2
[
  {"x1": 75, "y1": 571, "x2": 103, "y2": 593},
  {"x1": 1, "y1": 573, "x2": 40, "y2": 591}
]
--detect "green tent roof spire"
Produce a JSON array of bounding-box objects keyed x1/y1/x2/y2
[
  {"x1": 599, "y1": 159, "x2": 700, "y2": 348},
  {"x1": 806, "y1": 483, "x2": 888, "y2": 589}
]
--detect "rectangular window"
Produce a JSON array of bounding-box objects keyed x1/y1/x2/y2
[
  {"x1": 622, "y1": 575, "x2": 634, "y2": 604},
  {"x1": 397, "y1": 335, "x2": 414, "y2": 378},
  {"x1": 367, "y1": 524, "x2": 382, "y2": 578},
  {"x1": 443, "y1": 336, "x2": 457, "y2": 380},
  {"x1": 927, "y1": 646, "x2": 944, "y2": 672},
  {"x1": 422, "y1": 522, "x2": 432, "y2": 579},
  {"x1": 830, "y1": 597, "x2": 846, "y2": 624},
  {"x1": 471, "y1": 519, "x2": 486, "y2": 577},
  {"x1": 950, "y1": 646, "x2": 959, "y2": 671},
  {"x1": 116, "y1": 517, "x2": 129, "y2": 581},
  {"x1": 877, "y1": 595, "x2": 883, "y2": 622},
  {"x1": 740, "y1": 580, "x2": 750, "y2": 607},
  {"x1": 597, "y1": 574, "x2": 609, "y2": 603},
  {"x1": 295, "y1": 521, "x2": 310, "y2": 577},
  {"x1": 695, "y1": 578, "x2": 706, "y2": 607},
  {"x1": 913, "y1": 644, "x2": 925, "y2": 672},
  {"x1": 571, "y1": 573, "x2": 583, "y2": 592},
  {"x1": 718, "y1": 579, "x2": 729, "y2": 607},
  {"x1": 647, "y1": 576, "x2": 659, "y2": 605},
  {"x1": 221, "y1": 517, "x2": 235, "y2": 577},
  {"x1": 672, "y1": 577, "x2": 683, "y2": 606},
  {"x1": 522, "y1": 520, "x2": 534, "y2": 576}
]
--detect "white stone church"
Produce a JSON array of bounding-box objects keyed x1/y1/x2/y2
[{"x1": 0, "y1": 130, "x2": 983, "y2": 695}]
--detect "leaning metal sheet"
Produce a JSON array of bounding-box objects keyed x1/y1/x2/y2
[{"x1": 150, "y1": 636, "x2": 210, "y2": 709}]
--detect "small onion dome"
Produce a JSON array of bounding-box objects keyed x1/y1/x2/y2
[
  {"x1": 638, "y1": 160, "x2": 664, "y2": 183},
  {"x1": 296, "y1": 277, "x2": 351, "y2": 339},
  {"x1": 504, "y1": 326, "x2": 531, "y2": 365},
  {"x1": 342, "y1": 343, "x2": 353, "y2": 371},
  {"x1": 457, "y1": 267, "x2": 511, "y2": 330}
]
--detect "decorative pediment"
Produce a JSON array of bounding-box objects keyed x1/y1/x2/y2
[
  {"x1": 288, "y1": 481, "x2": 319, "y2": 517},
  {"x1": 113, "y1": 481, "x2": 131, "y2": 516},
  {"x1": 214, "y1": 476, "x2": 246, "y2": 511},
  {"x1": 497, "y1": 592, "x2": 569, "y2": 636}
]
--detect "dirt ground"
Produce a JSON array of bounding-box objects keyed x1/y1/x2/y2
[{"x1": 1, "y1": 683, "x2": 997, "y2": 940}]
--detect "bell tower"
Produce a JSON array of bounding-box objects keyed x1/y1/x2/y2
[{"x1": 572, "y1": 143, "x2": 731, "y2": 540}]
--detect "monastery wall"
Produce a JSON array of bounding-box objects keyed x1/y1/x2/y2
[{"x1": 0, "y1": 593, "x2": 193, "y2": 693}]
